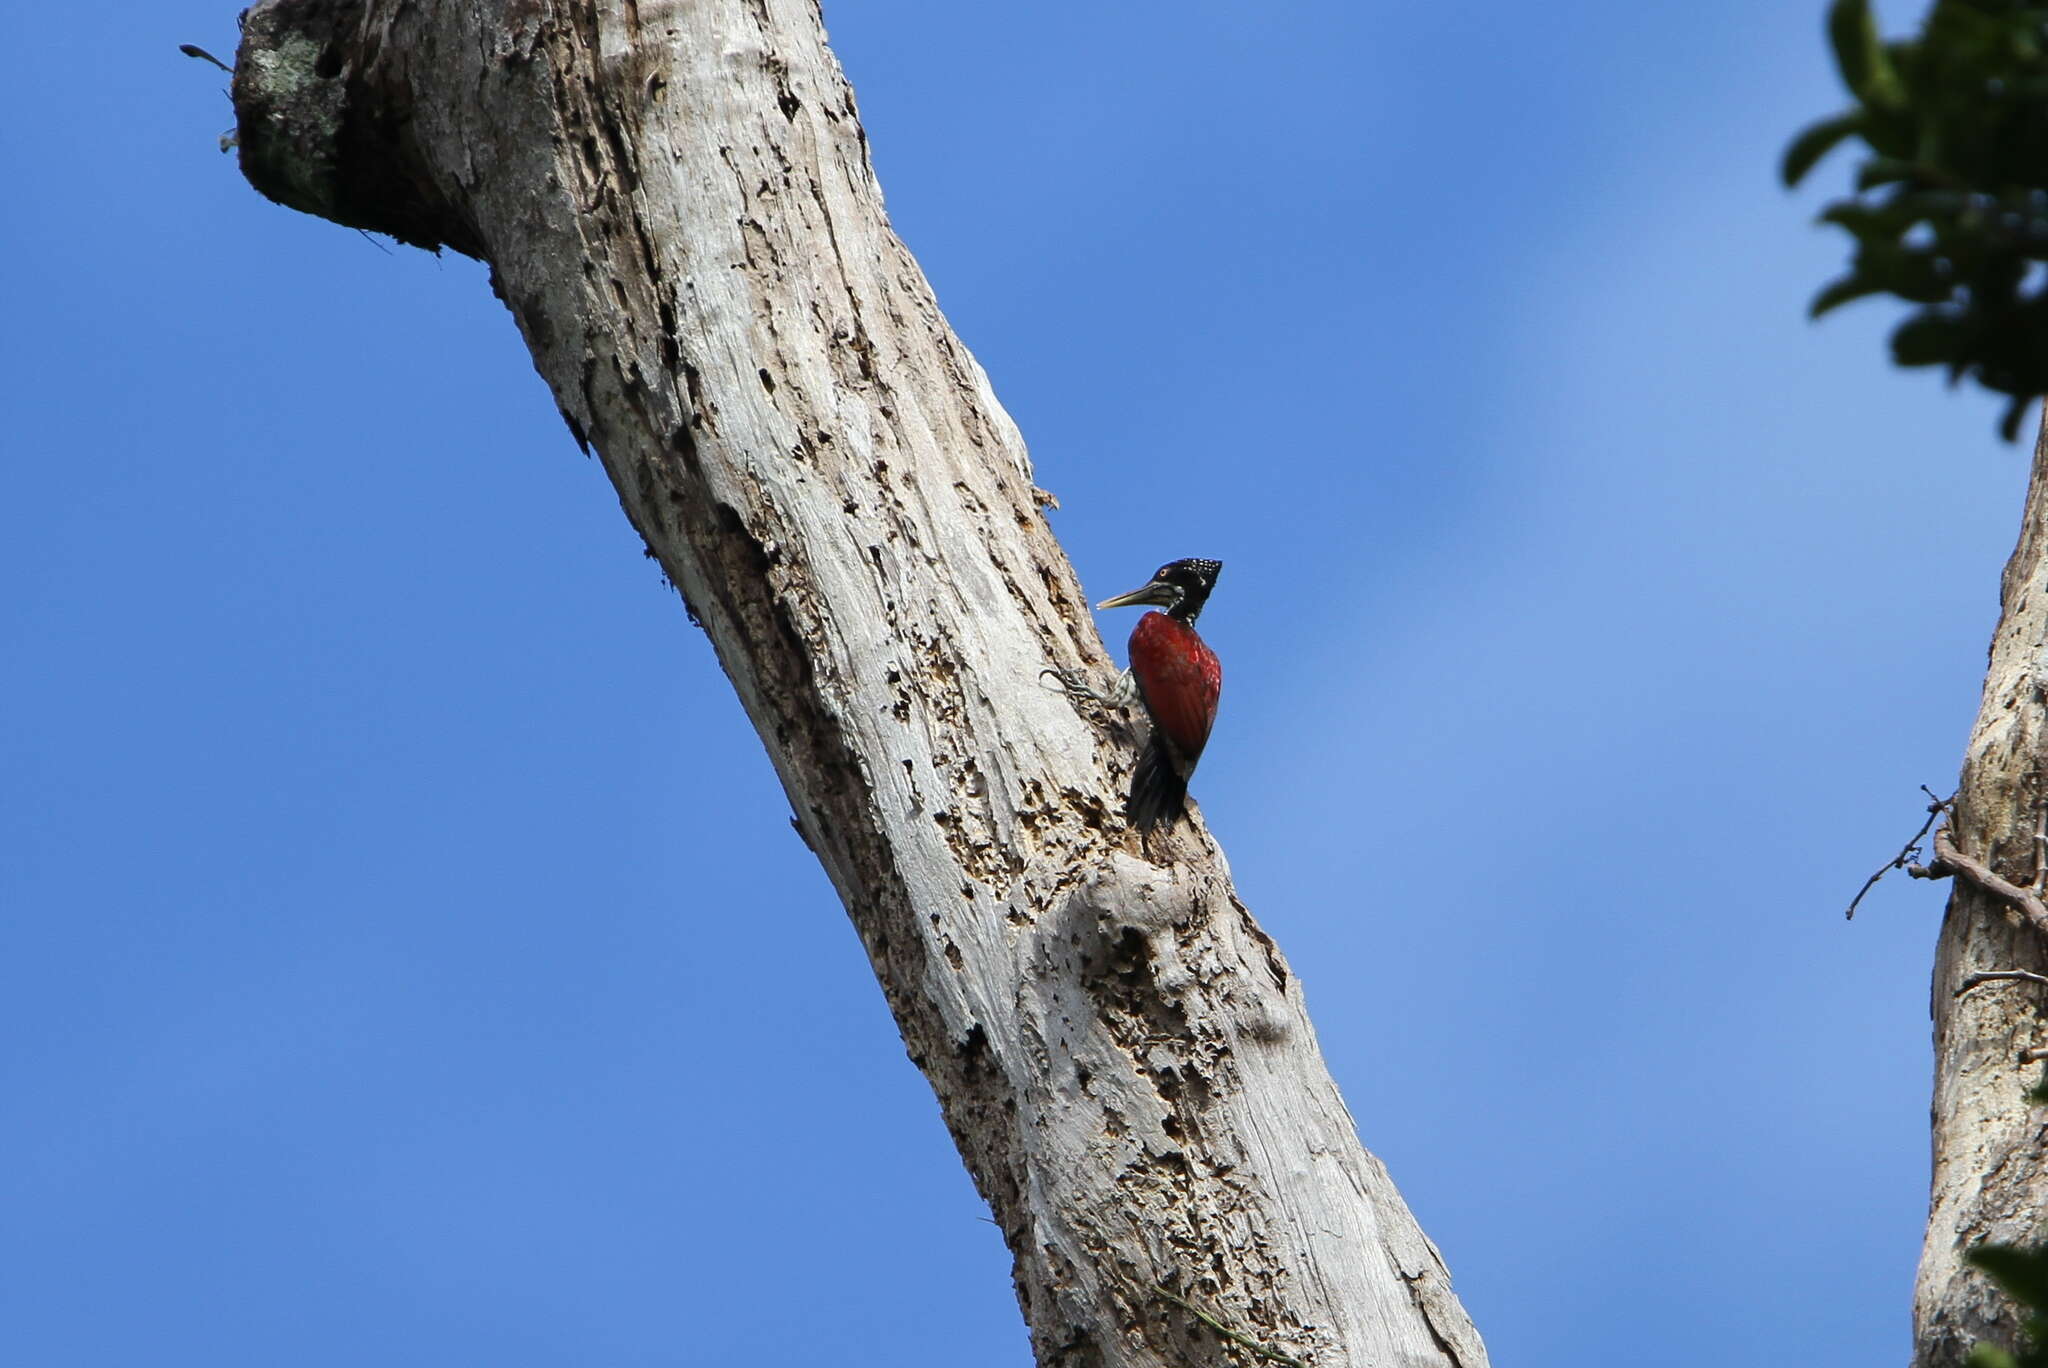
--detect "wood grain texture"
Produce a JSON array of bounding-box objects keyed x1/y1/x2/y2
[
  {"x1": 230, "y1": 3, "x2": 1486, "y2": 1363},
  {"x1": 1917, "y1": 406, "x2": 2048, "y2": 1368}
]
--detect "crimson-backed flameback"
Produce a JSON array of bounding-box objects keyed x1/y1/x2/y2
[{"x1": 1052, "y1": 558, "x2": 1223, "y2": 831}]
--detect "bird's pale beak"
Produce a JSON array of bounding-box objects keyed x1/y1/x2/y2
[{"x1": 1096, "y1": 583, "x2": 1175, "y2": 611}]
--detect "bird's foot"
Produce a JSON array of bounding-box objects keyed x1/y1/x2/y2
[{"x1": 1040, "y1": 666, "x2": 1136, "y2": 711}]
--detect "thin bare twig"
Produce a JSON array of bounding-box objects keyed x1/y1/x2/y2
[
  {"x1": 2033, "y1": 807, "x2": 2047, "y2": 894},
  {"x1": 1152, "y1": 1285, "x2": 1309, "y2": 1368},
  {"x1": 1956, "y1": 970, "x2": 2048, "y2": 998},
  {"x1": 1847, "y1": 788, "x2": 1951, "y2": 919}
]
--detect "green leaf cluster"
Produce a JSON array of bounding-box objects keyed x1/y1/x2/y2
[
  {"x1": 1968, "y1": 1243, "x2": 2048, "y2": 1367},
  {"x1": 1785, "y1": 0, "x2": 2048, "y2": 439}
]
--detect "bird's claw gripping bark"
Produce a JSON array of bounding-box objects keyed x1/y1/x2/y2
[
  {"x1": 1040, "y1": 666, "x2": 1134, "y2": 711},
  {"x1": 1039, "y1": 666, "x2": 1102, "y2": 704}
]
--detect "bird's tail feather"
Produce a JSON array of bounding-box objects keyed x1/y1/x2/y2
[{"x1": 1126, "y1": 734, "x2": 1188, "y2": 831}]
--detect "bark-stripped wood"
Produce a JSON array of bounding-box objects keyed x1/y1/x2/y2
[
  {"x1": 1917, "y1": 408, "x2": 2048, "y2": 1368},
  {"x1": 228, "y1": 3, "x2": 1486, "y2": 1363}
]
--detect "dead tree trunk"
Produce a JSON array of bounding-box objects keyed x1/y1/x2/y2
[
  {"x1": 226, "y1": 3, "x2": 1486, "y2": 1363},
  {"x1": 1916, "y1": 407, "x2": 2048, "y2": 1367}
]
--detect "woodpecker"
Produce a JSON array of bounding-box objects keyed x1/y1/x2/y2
[{"x1": 1093, "y1": 558, "x2": 1224, "y2": 831}]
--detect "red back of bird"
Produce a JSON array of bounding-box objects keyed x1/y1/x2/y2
[{"x1": 1128, "y1": 610, "x2": 1222, "y2": 762}]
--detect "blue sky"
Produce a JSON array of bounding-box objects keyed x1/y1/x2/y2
[{"x1": 0, "y1": 1, "x2": 2022, "y2": 1363}]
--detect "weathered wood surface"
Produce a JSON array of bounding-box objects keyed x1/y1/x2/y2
[
  {"x1": 230, "y1": 2, "x2": 1486, "y2": 1363},
  {"x1": 1917, "y1": 407, "x2": 2048, "y2": 1368}
]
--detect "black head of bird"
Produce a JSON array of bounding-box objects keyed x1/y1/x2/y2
[{"x1": 1095, "y1": 557, "x2": 1223, "y2": 623}]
